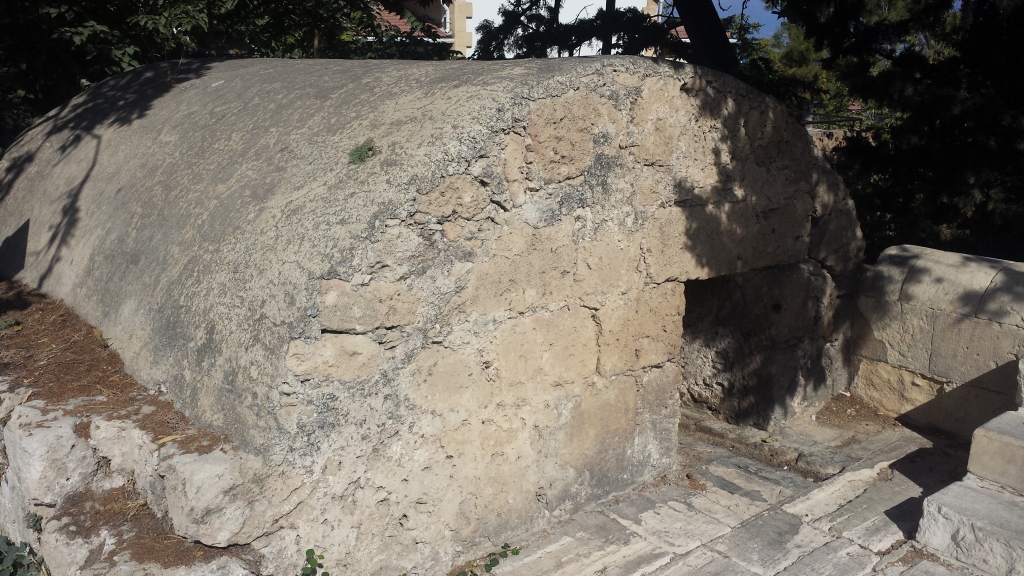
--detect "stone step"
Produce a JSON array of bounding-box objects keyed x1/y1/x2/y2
[
  {"x1": 917, "y1": 474, "x2": 1024, "y2": 576},
  {"x1": 968, "y1": 408, "x2": 1024, "y2": 494}
]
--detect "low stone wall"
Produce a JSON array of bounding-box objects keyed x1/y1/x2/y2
[{"x1": 852, "y1": 245, "x2": 1024, "y2": 438}]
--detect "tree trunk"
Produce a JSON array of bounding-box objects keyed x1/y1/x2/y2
[
  {"x1": 675, "y1": 0, "x2": 741, "y2": 76},
  {"x1": 601, "y1": 0, "x2": 615, "y2": 55}
]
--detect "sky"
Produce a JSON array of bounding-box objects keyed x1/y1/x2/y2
[{"x1": 465, "y1": 0, "x2": 783, "y2": 56}]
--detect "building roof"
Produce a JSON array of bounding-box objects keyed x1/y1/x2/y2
[
  {"x1": 379, "y1": 7, "x2": 451, "y2": 38},
  {"x1": 668, "y1": 25, "x2": 736, "y2": 42}
]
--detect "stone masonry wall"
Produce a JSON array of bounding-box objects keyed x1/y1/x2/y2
[
  {"x1": 0, "y1": 57, "x2": 862, "y2": 574},
  {"x1": 852, "y1": 245, "x2": 1024, "y2": 438}
]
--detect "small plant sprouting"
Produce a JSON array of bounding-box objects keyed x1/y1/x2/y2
[
  {"x1": 300, "y1": 548, "x2": 330, "y2": 576},
  {"x1": 452, "y1": 543, "x2": 521, "y2": 576},
  {"x1": 23, "y1": 513, "x2": 42, "y2": 534},
  {"x1": 348, "y1": 138, "x2": 377, "y2": 165}
]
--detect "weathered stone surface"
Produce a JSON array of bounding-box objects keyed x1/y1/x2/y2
[
  {"x1": 710, "y1": 511, "x2": 831, "y2": 575},
  {"x1": 415, "y1": 174, "x2": 490, "y2": 220},
  {"x1": 317, "y1": 280, "x2": 419, "y2": 333},
  {"x1": 285, "y1": 333, "x2": 381, "y2": 381},
  {"x1": 0, "y1": 405, "x2": 96, "y2": 545},
  {"x1": 929, "y1": 313, "x2": 1024, "y2": 383},
  {"x1": 3, "y1": 406, "x2": 95, "y2": 507},
  {"x1": 976, "y1": 264, "x2": 1024, "y2": 327},
  {"x1": 918, "y1": 475, "x2": 1024, "y2": 576},
  {"x1": 596, "y1": 283, "x2": 685, "y2": 376},
  {"x1": 968, "y1": 409, "x2": 1024, "y2": 494},
  {"x1": 860, "y1": 246, "x2": 921, "y2": 303},
  {"x1": 159, "y1": 448, "x2": 310, "y2": 546},
  {"x1": 0, "y1": 57, "x2": 863, "y2": 574},
  {"x1": 853, "y1": 298, "x2": 934, "y2": 374},
  {"x1": 852, "y1": 359, "x2": 944, "y2": 417},
  {"x1": 89, "y1": 418, "x2": 164, "y2": 513},
  {"x1": 900, "y1": 248, "x2": 1006, "y2": 316},
  {"x1": 777, "y1": 538, "x2": 877, "y2": 576}
]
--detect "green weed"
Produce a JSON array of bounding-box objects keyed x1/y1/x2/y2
[
  {"x1": 299, "y1": 548, "x2": 330, "y2": 576},
  {"x1": 348, "y1": 138, "x2": 377, "y2": 164}
]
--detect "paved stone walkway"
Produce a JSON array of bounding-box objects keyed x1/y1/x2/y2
[{"x1": 497, "y1": 430, "x2": 979, "y2": 576}]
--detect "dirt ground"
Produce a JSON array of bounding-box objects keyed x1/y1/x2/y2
[
  {"x1": 0, "y1": 280, "x2": 254, "y2": 570},
  {"x1": 813, "y1": 392, "x2": 902, "y2": 433}
]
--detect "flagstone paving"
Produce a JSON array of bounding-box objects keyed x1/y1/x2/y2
[{"x1": 496, "y1": 429, "x2": 979, "y2": 576}]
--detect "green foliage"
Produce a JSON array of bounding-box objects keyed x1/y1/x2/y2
[
  {"x1": 299, "y1": 548, "x2": 330, "y2": 576},
  {"x1": 22, "y1": 514, "x2": 40, "y2": 535},
  {"x1": 452, "y1": 543, "x2": 521, "y2": 576},
  {"x1": 472, "y1": 0, "x2": 692, "y2": 61},
  {"x1": 771, "y1": 0, "x2": 1024, "y2": 260},
  {"x1": 0, "y1": 0, "x2": 458, "y2": 153},
  {"x1": 0, "y1": 537, "x2": 44, "y2": 576},
  {"x1": 348, "y1": 138, "x2": 378, "y2": 165}
]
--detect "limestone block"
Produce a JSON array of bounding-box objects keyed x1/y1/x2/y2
[
  {"x1": 936, "y1": 382, "x2": 1018, "y2": 440},
  {"x1": 976, "y1": 264, "x2": 1024, "y2": 327},
  {"x1": 558, "y1": 376, "x2": 638, "y2": 485},
  {"x1": 494, "y1": 305, "x2": 598, "y2": 385},
  {"x1": 450, "y1": 218, "x2": 576, "y2": 315},
  {"x1": 159, "y1": 448, "x2": 311, "y2": 546},
  {"x1": 917, "y1": 475, "x2": 1024, "y2": 576},
  {"x1": 0, "y1": 388, "x2": 31, "y2": 421},
  {"x1": 637, "y1": 363, "x2": 683, "y2": 474},
  {"x1": 89, "y1": 418, "x2": 163, "y2": 513},
  {"x1": 527, "y1": 90, "x2": 619, "y2": 184},
  {"x1": 3, "y1": 406, "x2": 95, "y2": 507},
  {"x1": 644, "y1": 201, "x2": 809, "y2": 283},
  {"x1": 854, "y1": 298, "x2": 935, "y2": 374},
  {"x1": 929, "y1": 312, "x2": 1024, "y2": 383},
  {"x1": 38, "y1": 526, "x2": 106, "y2": 576},
  {"x1": 317, "y1": 280, "x2": 419, "y2": 333},
  {"x1": 285, "y1": 334, "x2": 381, "y2": 382},
  {"x1": 851, "y1": 359, "x2": 944, "y2": 417},
  {"x1": 416, "y1": 174, "x2": 490, "y2": 220},
  {"x1": 968, "y1": 409, "x2": 1024, "y2": 494},
  {"x1": 859, "y1": 246, "x2": 922, "y2": 302},
  {"x1": 573, "y1": 231, "x2": 643, "y2": 299},
  {"x1": 501, "y1": 133, "x2": 534, "y2": 208},
  {"x1": 807, "y1": 202, "x2": 865, "y2": 275},
  {"x1": 596, "y1": 282, "x2": 685, "y2": 376},
  {"x1": 900, "y1": 247, "x2": 1005, "y2": 316}
]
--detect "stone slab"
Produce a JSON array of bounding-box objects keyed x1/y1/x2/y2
[
  {"x1": 495, "y1": 511, "x2": 678, "y2": 576},
  {"x1": 709, "y1": 511, "x2": 832, "y2": 575},
  {"x1": 657, "y1": 549, "x2": 759, "y2": 576},
  {"x1": 860, "y1": 246, "x2": 922, "y2": 303},
  {"x1": 917, "y1": 475, "x2": 1024, "y2": 576},
  {"x1": 776, "y1": 538, "x2": 877, "y2": 576},
  {"x1": 853, "y1": 299, "x2": 935, "y2": 375},
  {"x1": 783, "y1": 461, "x2": 895, "y2": 524},
  {"x1": 976, "y1": 264, "x2": 1024, "y2": 328},
  {"x1": 901, "y1": 561, "x2": 973, "y2": 576},
  {"x1": 605, "y1": 494, "x2": 731, "y2": 555},
  {"x1": 899, "y1": 248, "x2": 1005, "y2": 317},
  {"x1": 929, "y1": 312, "x2": 1024, "y2": 384},
  {"x1": 967, "y1": 408, "x2": 1024, "y2": 494}
]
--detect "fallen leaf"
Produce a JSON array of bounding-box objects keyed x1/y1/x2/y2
[{"x1": 156, "y1": 434, "x2": 184, "y2": 445}]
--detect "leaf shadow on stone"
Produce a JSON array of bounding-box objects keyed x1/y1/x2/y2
[
  {"x1": 668, "y1": 65, "x2": 859, "y2": 428},
  {"x1": 0, "y1": 60, "x2": 214, "y2": 289}
]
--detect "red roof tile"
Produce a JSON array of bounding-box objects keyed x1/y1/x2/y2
[{"x1": 379, "y1": 8, "x2": 451, "y2": 37}]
